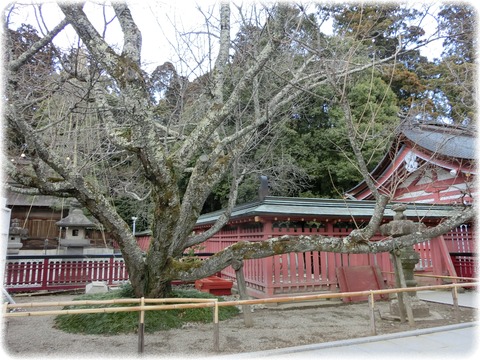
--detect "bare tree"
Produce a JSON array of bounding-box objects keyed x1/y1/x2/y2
[{"x1": 4, "y1": 2, "x2": 474, "y2": 297}]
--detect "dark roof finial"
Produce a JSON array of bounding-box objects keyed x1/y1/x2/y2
[{"x1": 258, "y1": 175, "x2": 269, "y2": 201}]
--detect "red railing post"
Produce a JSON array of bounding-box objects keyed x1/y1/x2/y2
[
  {"x1": 108, "y1": 257, "x2": 114, "y2": 285},
  {"x1": 263, "y1": 256, "x2": 274, "y2": 297},
  {"x1": 41, "y1": 257, "x2": 49, "y2": 291}
]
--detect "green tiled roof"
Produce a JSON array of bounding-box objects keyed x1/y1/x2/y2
[{"x1": 196, "y1": 196, "x2": 460, "y2": 225}]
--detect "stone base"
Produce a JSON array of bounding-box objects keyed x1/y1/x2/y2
[
  {"x1": 389, "y1": 296, "x2": 430, "y2": 318},
  {"x1": 62, "y1": 247, "x2": 85, "y2": 255},
  {"x1": 60, "y1": 238, "x2": 90, "y2": 247},
  {"x1": 86, "y1": 281, "x2": 109, "y2": 294},
  {"x1": 7, "y1": 242, "x2": 23, "y2": 254}
]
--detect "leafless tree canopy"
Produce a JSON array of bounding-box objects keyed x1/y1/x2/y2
[{"x1": 4, "y1": 2, "x2": 475, "y2": 297}]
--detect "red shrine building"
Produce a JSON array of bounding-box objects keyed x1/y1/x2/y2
[
  {"x1": 182, "y1": 122, "x2": 476, "y2": 298},
  {"x1": 346, "y1": 122, "x2": 476, "y2": 204}
]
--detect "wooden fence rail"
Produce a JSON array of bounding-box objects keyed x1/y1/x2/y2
[
  {"x1": 4, "y1": 255, "x2": 128, "y2": 292},
  {"x1": 4, "y1": 281, "x2": 477, "y2": 354},
  {"x1": 5, "y1": 247, "x2": 476, "y2": 295}
]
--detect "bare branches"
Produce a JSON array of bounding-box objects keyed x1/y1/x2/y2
[
  {"x1": 340, "y1": 98, "x2": 382, "y2": 199},
  {"x1": 171, "y1": 5, "x2": 289, "y2": 170},
  {"x1": 211, "y1": 3, "x2": 230, "y2": 105},
  {"x1": 112, "y1": 3, "x2": 142, "y2": 64},
  {"x1": 8, "y1": 18, "x2": 69, "y2": 72},
  {"x1": 58, "y1": 4, "x2": 118, "y2": 73}
]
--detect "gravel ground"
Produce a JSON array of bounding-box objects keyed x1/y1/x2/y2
[{"x1": 2, "y1": 290, "x2": 476, "y2": 359}]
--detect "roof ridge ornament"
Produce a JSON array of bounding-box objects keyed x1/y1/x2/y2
[
  {"x1": 258, "y1": 175, "x2": 269, "y2": 201},
  {"x1": 404, "y1": 151, "x2": 419, "y2": 173}
]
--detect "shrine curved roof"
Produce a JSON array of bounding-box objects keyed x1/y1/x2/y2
[
  {"x1": 345, "y1": 123, "x2": 476, "y2": 200},
  {"x1": 402, "y1": 125, "x2": 476, "y2": 160}
]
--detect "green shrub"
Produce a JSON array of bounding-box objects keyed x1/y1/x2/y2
[{"x1": 54, "y1": 284, "x2": 239, "y2": 334}]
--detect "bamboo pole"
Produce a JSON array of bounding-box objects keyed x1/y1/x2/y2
[
  {"x1": 368, "y1": 291, "x2": 376, "y2": 336},
  {"x1": 217, "y1": 283, "x2": 475, "y2": 307},
  {"x1": 5, "y1": 283, "x2": 476, "y2": 317},
  {"x1": 143, "y1": 298, "x2": 217, "y2": 304},
  {"x1": 383, "y1": 271, "x2": 477, "y2": 282},
  {"x1": 138, "y1": 297, "x2": 145, "y2": 354},
  {"x1": 414, "y1": 273, "x2": 476, "y2": 281},
  {"x1": 213, "y1": 300, "x2": 219, "y2": 352},
  {"x1": 5, "y1": 301, "x2": 217, "y2": 317},
  {"x1": 452, "y1": 286, "x2": 459, "y2": 321},
  {"x1": 7, "y1": 298, "x2": 142, "y2": 308},
  {"x1": 8, "y1": 297, "x2": 217, "y2": 309}
]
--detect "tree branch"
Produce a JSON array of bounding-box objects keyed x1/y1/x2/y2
[
  {"x1": 112, "y1": 3, "x2": 142, "y2": 65},
  {"x1": 172, "y1": 5, "x2": 289, "y2": 170},
  {"x1": 8, "y1": 18, "x2": 69, "y2": 72},
  {"x1": 184, "y1": 164, "x2": 245, "y2": 249},
  {"x1": 58, "y1": 3, "x2": 119, "y2": 75},
  {"x1": 173, "y1": 205, "x2": 475, "y2": 281},
  {"x1": 211, "y1": 2, "x2": 230, "y2": 105}
]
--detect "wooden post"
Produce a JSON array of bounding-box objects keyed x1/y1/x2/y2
[
  {"x1": 368, "y1": 291, "x2": 376, "y2": 335},
  {"x1": 368, "y1": 291, "x2": 377, "y2": 335},
  {"x1": 138, "y1": 297, "x2": 145, "y2": 354},
  {"x1": 3, "y1": 301, "x2": 9, "y2": 315},
  {"x1": 452, "y1": 285, "x2": 459, "y2": 321},
  {"x1": 393, "y1": 252, "x2": 415, "y2": 327},
  {"x1": 232, "y1": 260, "x2": 254, "y2": 327},
  {"x1": 213, "y1": 300, "x2": 220, "y2": 352}
]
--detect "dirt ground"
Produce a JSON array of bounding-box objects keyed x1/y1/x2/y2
[{"x1": 2, "y1": 289, "x2": 476, "y2": 359}]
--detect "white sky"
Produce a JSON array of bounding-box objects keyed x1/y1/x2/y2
[
  {"x1": 4, "y1": 0, "x2": 218, "y2": 75},
  {"x1": 4, "y1": 0, "x2": 452, "y2": 77}
]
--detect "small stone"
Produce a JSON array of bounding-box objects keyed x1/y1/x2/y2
[{"x1": 85, "y1": 281, "x2": 109, "y2": 294}]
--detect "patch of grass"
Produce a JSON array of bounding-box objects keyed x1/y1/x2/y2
[{"x1": 54, "y1": 284, "x2": 239, "y2": 335}]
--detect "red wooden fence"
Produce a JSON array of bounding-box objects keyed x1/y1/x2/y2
[
  {"x1": 5, "y1": 224, "x2": 475, "y2": 296},
  {"x1": 4, "y1": 255, "x2": 128, "y2": 293},
  {"x1": 199, "y1": 221, "x2": 397, "y2": 298},
  {"x1": 198, "y1": 222, "x2": 475, "y2": 298},
  {"x1": 444, "y1": 224, "x2": 476, "y2": 278}
]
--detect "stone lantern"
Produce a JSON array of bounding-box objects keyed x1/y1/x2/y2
[
  {"x1": 56, "y1": 201, "x2": 95, "y2": 255},
  {"x1": 8, "y1": 218, "x2": 27, "y2": 254},
  {"x1": 380, "y1": 203, "x2": 430, "y2": 318}
]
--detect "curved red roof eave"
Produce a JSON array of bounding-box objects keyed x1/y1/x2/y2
[{"x1": 345, "y1": 124, "x2": 476, "y2": 202}]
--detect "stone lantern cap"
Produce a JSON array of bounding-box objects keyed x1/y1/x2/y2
[
  {"x1": 379, "y1": 203, "x2": 426, "y2": 238},
  {"x1": 56, "y1": 201, "x2": 95, "y2": 228}
]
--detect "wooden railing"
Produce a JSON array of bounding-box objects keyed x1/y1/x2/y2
[
  {"x1": 202, "y1": 233, "x2": 396, "y2": 298},
  {"x1": 4, "y1": 255, "x2": 128, "y2": 292},
  {"x1": 5, "y1": 235, "x2": 476, "y2": 296},
  {"x1": 200, "y1": 223, "x2": 476, "y2": 297}
]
